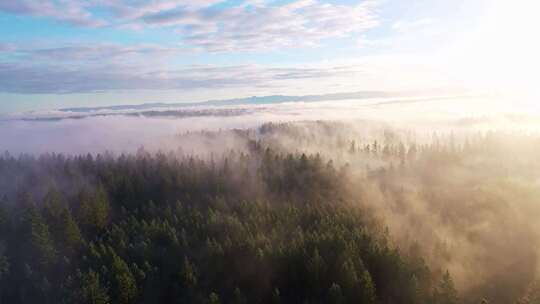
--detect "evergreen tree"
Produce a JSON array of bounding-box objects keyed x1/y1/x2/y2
[
  {"x1": 0, "y1": 253, "x2": 8, "y2": 280},
  {"x1": 233, "y1": 288, "x2": 247, "y2": 304},
  {"x1": 72, "y1": 270, "x2": 110, "y2": 304},
  {"x1": 359, "y1": 269, "x2": 376, "y2": 304},
  {"x1": 61, "y1": 208, "x2": 83, "y2": 252},
  {"x1": 110, "y1": 254, "x2": 137, "y2": 304},
  {"x1": 79, "y1": 187, "x2": 110, "y2": 233},
  {"x1": 180, "y1": 256, "x2": 198, "y2": 289},
  {"x1": 434, "y1": 271, "x2": 459, "y2": 304},
  {"x1": 208, "y1": 292, "x2": 220, "y2": 304},
  {"x1": 307, "y1": 249, "x2": 325, "y2": 283},
  {"x1": 21, "y1": 206, "x2": 56, "y2": 270},
  {"x1": 327, "y1": 283, "x2": 345, "y2": 304}
]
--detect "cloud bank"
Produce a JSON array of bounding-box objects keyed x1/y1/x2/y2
[
  {"x1": 0, "y1": 58, "x2": 364, "y2": 94},
  {"x1": 0, "y1": 96, "x2": 532, "y2": 155}
]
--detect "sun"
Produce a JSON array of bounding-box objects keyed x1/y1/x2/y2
[{"x1": 448, "y1": 0, "x2": 540, "y2": 102}]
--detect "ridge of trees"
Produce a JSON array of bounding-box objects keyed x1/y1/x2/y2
[{"x1": 0, "y1": 146, "x2": 458, "y2": 304}]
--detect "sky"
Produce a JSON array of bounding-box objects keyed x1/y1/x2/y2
[{"x1": 0, "y1": 0, "x2": 538, "y2": 114}]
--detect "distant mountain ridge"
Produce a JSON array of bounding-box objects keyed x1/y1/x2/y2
[{"x1": 59, "y1": 91, "x2": 398, "y2": 113}]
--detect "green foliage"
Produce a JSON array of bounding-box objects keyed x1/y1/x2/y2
[
  {"x1": 110, "y1": 254, "x2": 137, "y2": 304},
  {"x1": 43, "y1": 190, "x2": 82, "y2": 255},
  {"x1": 359, "y1": 269, "x2": 376, "y2": 304},
  {"x1": 0, "y1": 149, "x2": 445, "y2": 304},
  {"x1": 328, "y1": 283, "x2": 345, "y2": 304},
  {"x1": 233, "y1": 288, "x2": 247, "y2": 304},
  {"x1": 21, "y1": 206, "x2": 57, "y2": 270},
  {"x1": 72, "y1": 270, "x2": 110, "y2": 304},
  {"x1": 208, "y1": 292, "x2": 221, "y2": 304},
  {"x1": 61, "y1": 209, "x2": 83, "y2": 252},
  {"x1": 180, "y1": 256, "x2": 197, "y2": 289},
  {"x1": 0, "y1": 252, "x2": 9, "y2": 280},
  {"x1": 0, "y1": 203, "x2": 9, "y2": 234},
  {"x1": 433, "y1": 271, "x2": 459, "y2": 304},
  {"x1": 78, "y1": 187, "x2": 110, "y2": 233}
]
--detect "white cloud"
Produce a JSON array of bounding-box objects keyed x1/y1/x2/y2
[
  {"x1": 0, "y1": 44, "x2": 366, "y2": 94},
  {"x1": 140, "y1": 0, "x2": 379, "y2": 51},
  {"x1": 392, "y1": 18, "x2": 436, "y2": 34},
  {"x1": 0, "y1": 43, "x2": 17, "y2": 53},
  {"x1": 0, "y1": 40, "x2": 467, "y2": 96},
  {"x1": 356, "y1": 35, "x2": 392, "y2": 49},
  {"x1": 25, "y1": 44, "x2": 181, "y2": 63},
  {"x1": 0, "y1": 0, "x2": 105, "y2": 27},
  {"x1": 0, "y1": 0, "x2": 380, "y2": 52}
]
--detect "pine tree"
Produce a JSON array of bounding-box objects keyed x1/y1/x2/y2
[
  {"x1": 180, "y1": 256, "x2": 198, "y2": 289},
  {"x1": 72, "y1": 270, "x2": 110, "y2": 304},
  {"x1": 43, "y1": 190, "x2": 82, "y2": 254},
  {"x1": 359, "y1": 269, "x2": 376, "y2": 304},
  {"x1": 0, "y1": 252, "x2": 8, "y2": 280},
  {"x1": 233, "y1": 288, "x2": 247, "y2": 304},
  {"x1": 43, "y1": 189, "x2": 65, "y2": 222},
  {"x1": 340, "y1": 258, "x2": 358, "y2": 289},
  {"x1": 21, "y1": 206, "x2": 56, "y2": 270},
  {"x1": 0, "y1": 202, "x2": 8, "y2": 235},
  {"x1": 327, "y1": 283, "x2": 344, "y2": 304},
  {"x1": 307, "y1": 249, "x2": 325, "y2": 283},
  {"x1": 434, "y1": 271, "x2": 459, "y2": 304},
  {"x1": 208, "y1": 292, "x2": 221, "y2": 304},
  {"x1": 271, "y1": 288, "x2": 281, "y2": 304},
  {"x1": 79, "y1": 187, "x2": 110, "y2": 232},
  {"x1": 62, "y1": 208, "x2": 83, "y2": 252},
  {"x1": 111, "y1": 254, "x2": 137, "y2": 304}
]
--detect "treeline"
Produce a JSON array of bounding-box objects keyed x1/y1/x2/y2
[
  {"x1": 0, "y1": 148, "x2": 458, "y2": 304},
  {"x1": 176, "y1": 122, "x2": 540, "y2": 304}
]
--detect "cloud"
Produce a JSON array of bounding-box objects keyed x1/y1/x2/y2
[
  {"x1": 356, "y1": 35, "x2": 392, "y2": 49},
  {"x1": 171, "y1": 1, "x2": 380, "y2": 52},
  {"x1": 0, "y1": 0, "x2": 380, "y2": 52},
  {"x1": 0, "y1": 95, "x2": 525, "y2": 155},
  {"x1": 99, "y1": 0, "x2": 222, "y2": 20},
  {"x1": 25, "y1": 44, "x2": 181, "y2": 63},
  {"x1": 0, "y1": 0, "x2": 105, "y2": 27},
  {"x1": 0, "y1": 41, "x2": 467, "y2": 96},
  {"x1": 392, "y1": 18, "x2": 436, "y2": 34},
  {"x1": 0, "y1": 1, "x2": 382, "y2": 94},
  {"x1": 0, "y1": 48, "x2": 363, "y2": 93}
]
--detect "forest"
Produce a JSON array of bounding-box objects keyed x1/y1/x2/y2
[{"x1": 1, "y1": 121, "x2": 540, "y2": 304}]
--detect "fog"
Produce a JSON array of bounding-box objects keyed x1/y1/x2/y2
[
  {"x1": 1, "y1": 95, "x2": 537, "y2": 155},
  {"x1": 2, "y1": 95, "x2": 540, "y2": 303}
]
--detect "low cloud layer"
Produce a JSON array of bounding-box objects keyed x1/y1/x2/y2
[
  {"x1": 0, "y1": 58, "x2": 363, "y2": 94},
  {"x1": 0, "y1": 96, "x2": 534, "y2": 155}
]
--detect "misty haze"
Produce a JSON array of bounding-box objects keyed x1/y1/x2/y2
[{"x1": 1, "y1": 1, "x2": 539, "y2": 304}]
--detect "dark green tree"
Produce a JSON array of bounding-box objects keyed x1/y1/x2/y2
[
  {"x1": 327, "y1": 283, "x2": 345, "y2": 304},
  {"x1": 110, "y1": 254, "x2": 137, "y2": 304},
  {"x1": 180, "y1": 256, "x2": 198, "y2": 289},
  {"x1": 21, "y1": 206, "x2": 56, "y2": 270},
  {"x1": 434, "y1": 271, "x2": 459, "y2": 304},
  {"x1": 208, "y1": 292, "x2": 220, "y2": 304},
  {"x1": 72, "y1": 270, "x2": 110, "y2": 304},
  {"x1": 78, "y1": 187, "x2": 110, "y2": 233}
]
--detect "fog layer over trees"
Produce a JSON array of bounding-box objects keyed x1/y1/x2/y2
[{"x1": 1, "y1": 120, "x2": 540, "y2": 304}]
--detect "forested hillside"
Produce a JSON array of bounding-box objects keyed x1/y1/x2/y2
[
  {"x1": 1, "y1": 121, "x2": 540, "y2": 304},
  {"x1": 0, "y1": 147, "x2": 451, "y2": 304}
]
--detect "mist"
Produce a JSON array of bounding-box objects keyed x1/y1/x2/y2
[
  {"x1": 3, "y1": 0, "x2": 540, "y2": 302},
  {"x1": 1, "y1": 95, "x2": 537, "y2": 155},
  {"x1": 2, "y1": 95, "x2": 540, "y2": 304}
]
